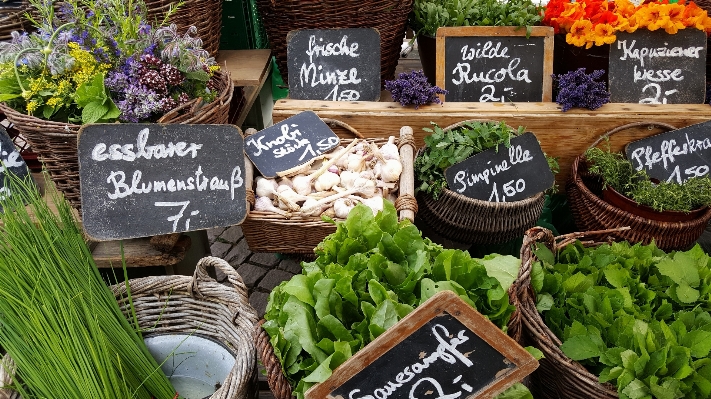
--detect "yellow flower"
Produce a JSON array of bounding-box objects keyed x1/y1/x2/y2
[
  {"x1": 46, "y1": 97, "x2": 62, "y2": 107},
  {"x1": 566, "y1": 20, "x2": 594, "y2": 47},
  {"x1": 26, "y1": 99, "x2": 40, "y2": 114},
  {"x1": 592, "y1": 23, "x2": 616, "y2": 46},
  {"x1": 68, "y1": 42, "x2": 102, "y2": 86},
  {"x1": 209, "y1": 65, "x2": 220, "y2": 73}
]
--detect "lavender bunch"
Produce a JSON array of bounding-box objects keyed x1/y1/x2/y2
[
  {"x1": 553, "y1": 68, "x2": 610, "y2": 112},
  {"x1": 385, "y1": 70, "x2": 447, "y2": 109}
]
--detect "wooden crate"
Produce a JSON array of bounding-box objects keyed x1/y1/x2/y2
[{"x1": 272, "y1": 100, "x2": 711, "y2": 189}]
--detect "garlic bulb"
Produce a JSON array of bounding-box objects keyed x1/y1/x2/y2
[
  {"x1": 340, "y1": 170, "x2": 358, "y2": 190},
  {"x1": 352, "y1": 177, "x2": 377, "y2": 198},
  {"x1": 381, "y1": 159, "x2": 403, "y2": 183},
  {"x1": 255, "y1": 177, "x2": 278, "y2": 199},
  {"x1": 255, "y1": 196, "x2": 290, "y2": 217},
  {"x1": 314, "y1": 171, "x2": 340, "y2": 192},
  {"x1": 333, "y1": 198, "x2": 355, "y2": 219},
  {"x1": 380, "y1": 136, "x2": 399, "y2": 161},
  {"x1": 291, "y1": 174, "x2": 312, "y2": 196},
  {"x1": 300, "y1": 198, "x2": 324, "y2": 217},
  {"x1": 346, "y1": 153, "x2": 364, "y2": 173},
  {"x1": 359, "y1": 195, "x2": 384, "y2": 216}
]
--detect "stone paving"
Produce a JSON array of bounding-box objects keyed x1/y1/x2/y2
[{"x1": 206, "y1": 225, "x2": 301, "y2": 319}]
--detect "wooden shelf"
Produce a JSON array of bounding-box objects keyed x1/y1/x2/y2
[
  {"x1": 272, "y1": 100, "x2": 711, "y2": 189},
  {"x1": 217, "y1": 49, "x2": 273, "y2": 128}
]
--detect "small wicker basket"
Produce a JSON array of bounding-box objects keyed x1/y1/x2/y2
[
  {"x1": 510, "y1": 226, "x2": 629, "y2": 399},
  {"x1": 566, "y1": 121, "x2": 711, "y2": 251},
  {"x1": 0, "y1": 70, "x2": 233, "y2": 212},
  {"x1": 415, "y1": 119, "x2": 548, "y2": 246},
  {"x1": 0, "y1": 2, "x2": 32, "y2": 43},
  {"x1": 241, "y1": 121, "x2": 419, "y2": 255},
  {"x1": 144, "y1": 0, "x2": 223, "y2": 57}
]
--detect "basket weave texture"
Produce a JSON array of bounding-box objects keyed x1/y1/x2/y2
[
  {"x1": 241, "y1": 121, "x2": 419, "y2": 255},
  {"x1": 415, "y1": 119, "x2": 548, "y2": 245},
  {"x1": 0, "y1": 70, "x2": 233, "y2": 212},
  {"x1": 510, "y1": 226, "x2": 624, "y2": 399},
  {"x1": 144, "y1": 0, "x2": 223, "y2": 57},
  {"x1": 0, "y1": 1, "x2": 33, "y2": 42},
  {"x1": 111, "y1": 256, "x2": 259, "y2": 399},
  {"x1": 254, "y1": 0, "x2": 413, "y2": 87},
  {"x1": 566, "y1": 122, "x2": 711, "y2": 251}
]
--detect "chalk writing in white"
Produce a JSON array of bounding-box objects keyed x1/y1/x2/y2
[
  {"x1": 91, "y1": 128, "x2": 202, "y2": 162},
  {"x1": 299, "y1": 34, "x2": 362, "y2": 102}
]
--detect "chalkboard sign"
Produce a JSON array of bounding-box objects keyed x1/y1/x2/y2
[
  {"x1": 609, "y1": 29, "x2": 707, "y2": 104},
  {"x1": 287, "y1": 28, "x2": 381, "y2": 102},
  {"x1": 436, "y1": 26, "x2": 554, "y2": 103},
  {"x1": 0, "y1": 126, "x2": 32, "y2": 212},
  {"x1": 245, "y1": 111, "x2": 340, "y2": 178},
  {"x1": 444, "y1": 132, "x2": 554, "y2": 202},
  {"x1": 625, "y1": 121, "x2": 711, "y2": 184},
  {"x1": 78, "y1": 124, "x2": 248, "y2": 241},
  {"x1": 305, "y1": 290, "x2": 538, "y2": 399}
]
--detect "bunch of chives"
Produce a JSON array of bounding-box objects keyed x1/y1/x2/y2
[{"x1": 0, "y1": 173, "x2": 178, "y2": 399}]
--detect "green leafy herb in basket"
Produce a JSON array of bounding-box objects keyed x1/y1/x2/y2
[
  {"x1": 414, "y1": 121, "x2": 559, "y2": 200},
  {"x1": 263, "y1": 199, "x2": 538, "y2": 399},
  {"x1": 532, "y1": 240, "x2": 711, "y2": 399},
  {"x1": 0, "y1": 173, "x2": 178, "y2": 399},
  {"x1": 585, "y1": 146, "x2": 711, "y2": 212}
]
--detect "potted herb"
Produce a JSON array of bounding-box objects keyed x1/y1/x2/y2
[
  {"x1": 584, "y1": 146, "x2": 711, "y2": 221},
  {"x1": 408, "y1": 0, "x2": 545, "y2": 85},
  {"x1": 414, "y1": 120, "x2": 558, "y2": 245}
]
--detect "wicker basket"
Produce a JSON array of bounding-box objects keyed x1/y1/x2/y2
[
  {"x1": 255, "y1": 0, "x2": 413, "y2": 87},
  {"x1": 510, "y1": 226, "x2": 630, "y2": 399},
  {"x1": 0, "y1": 70, "x2": 233, "y2": 212},
  {"x1": 144, "y1": 0, "x2": 223, "y2": 57},
  {"x1": 0, "y1": 257, "x2": 259, "y2": 399},
  {"x1": 566, "y1": 122, "x2": 711, "y2": 251},
  {"x1": 415, "y1": 120, "x2": 548, "y2": 246},
  {"x1": 241, "y1": 121, "x2": 419, "y2": 255},
  {"x1": 111, "y1": 257, "x2": 258, "y2": 399}
]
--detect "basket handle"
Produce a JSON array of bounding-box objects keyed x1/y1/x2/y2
[
  {"x1": 188, "y1": 256, "x2": 250, "y2": 300},
  {"x1": 587, "y1": 121, "x2": 678, "y2": 150},
  {"x1": 396, "y1": 126, "x2": 417, "y2": 222}
]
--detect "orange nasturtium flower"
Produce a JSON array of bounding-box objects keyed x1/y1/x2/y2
[
  {"x1": 663, "y1": 2, "x2": 688, "y2": 33},
  {"x1": 556, "y1": 2, "x2": 587, "y2": 30},
  {"x1": 566, "y1": 19, "x2": 594, "y2": 47},
  {"x1": 592, "y1": 23, "x2": 617, "y2": 46}
]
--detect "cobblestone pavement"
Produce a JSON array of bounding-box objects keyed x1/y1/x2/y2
[{"x1": 207, "y1": 225, "x2": 302, "y2": 319}]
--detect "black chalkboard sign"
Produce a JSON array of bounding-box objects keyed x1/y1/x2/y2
[
  {"x1": 245, "y1": 111, "x2": 340, "y2": 178},
  {"x1": 625, "y1": 121, "x2": 711, "y2": 184},
  {"x1": 609, "y1": 29, "x2": 707, "y2": 104},
  {"x1": 78, "y1": 124, "x2": 248, "y2": 241},
  {"x1": 305, "y1": 290, "x2": 538, "y2": 399},
  {"x1": 0, "y1": 126, "x2": 32, "y2": 212},
  {"x1": 287, "y1": 28, "x2": 381, "y2": 102},
  {"x1": 437, "y1": 26, "x2": 554, "y2": 103},
  {"x1": 444, "y1": 132, "x2": 554, "y2": 202}
]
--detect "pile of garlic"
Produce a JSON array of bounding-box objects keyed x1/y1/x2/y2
[{"x1": 253, "y1": 137, "x2": 403, "y2": 219}]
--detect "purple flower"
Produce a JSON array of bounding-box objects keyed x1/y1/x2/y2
[
  {"x1": 552, "y1": 68, "x2": 610, "y2": 112},
  {"x1": 385, "y1": 70, "x2": 447, "y2": 109},
  {"x1": 116, "y1": 85, "x2": 164, "y2": 122}
]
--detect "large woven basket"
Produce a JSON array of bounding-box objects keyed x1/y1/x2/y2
[
  {"x1": 0, "y1": 70, "x2": 233, "y2": 212},
  {"x1": 511, "y1": 226, "x2": 628, "y2": 399},
  {"x1": 144, "y1": 0, "x2": 223, "y2": 57},
  {"x1": 255, "y1": 0, "x2": 413, "y2": 87},
  {"x1": 112, "y1": 256, "x2": 259, "y2": 399},
  {"x1": 566, "y1": 121, "x2": 711, "y2": 251},
  {"x1": 241, "y1": 121, "x2": 419, "y2": 255},
  {"x1": 415, "y1": 120, "x2": 548, "y2": 246}
]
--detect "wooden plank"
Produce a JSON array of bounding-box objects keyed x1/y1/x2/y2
[
  {"x1": 90, "y1": 235, "x2": 190, "y2": 268},
  {"x1": 216, "y1": 49, "x2": 272, "y2": 87},
  {"x1": 272, "y1": 101, "x2": 711, "y2": 189}
]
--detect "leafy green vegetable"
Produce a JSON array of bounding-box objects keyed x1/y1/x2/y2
[
  {"x1": 264, "y1": 200, "x2": 528, "y2": 399},
  {"x1": 534, "y1": 240, "x2": 711, "y2": 399}
]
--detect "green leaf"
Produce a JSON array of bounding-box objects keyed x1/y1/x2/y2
[
  {"x1": 681, "y1": 330, "x2": 711, "y2": 358},
  {"x1": 185, "y1": 70, "x2": 210, "y2": 81},
  {"x1": 480, "y1": 254, "x2": 520, "y2": 293},
  {"x1": 621, "y1": 378, "x2": 652, "y2": 399},
  {"x1": 533, "y1": 243, "x2": 555, "y2": 265},
  {"x1": 563, "y1": 272, "x2": 595, "y2": 294},
  {"x1": 282, "y1": 274, "x2": 316, "y2": 307},
  {"x1": 560, "y1": 334, "x2": 602, "y2": 361},
  {"x1": 674, "y1": 283, "x2": 701, "y2": 304},
  {"x1": 42, "y1": 105, "x2": 55, "y2": 119},
  {"x1": 524, "y1": 346, "x2": 544, "y2": 361},
  {"x1": 536, "y1": 293, "x2": 554, "y2": 312},
  {"x1": 101, "y1": 98, "x2": 121, "y2": 121},
  {"x1": 369, "y1": 299, "x2": 399, "y2": 340},
  {"x1": 493, "y1": 383, "x2": 533, "y2": 399},
  {"x1": 375, "y1": 200, "x2": 398, "y2": 235},
  {"x1": 81, "y1": 101, "x2": 108, "y2": 124},
  {"x1": 657, "y1": 252, "x2": 700, "y2": 288},
  {"x1": 75, "y1": 73, "x2": 107, "y2": 108},
  {"x1": 0, "y1": 93, "x2": 20, "y2": 101},
  {"x1": 317, "y1": 315, "x2": 354, "y2": 342}
]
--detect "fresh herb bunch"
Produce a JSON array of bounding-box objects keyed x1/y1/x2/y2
[
  {"x1": 553, "y1": 68, "x2": 610, "y2": 112},
  {"x1": 532, "y1": 240, "x2": 711, "y2": 399},
  {"x1": 0, "y1": 173, "x2": 178, "y2": 398},
  {"x1": 385, "y1": 70, "x2": 447, "y2": 109},
  {"x1": 263, "y1": 200, "x2": 531, "y2": 399},
  {"x1": 410, "y1": 0, "x2": 544, "y2": 38},
  {"x1": 585, "y1": 147, "x2": 711, "y2": 212},
  {"x1": 0, "y1": 0, "x2": 219, "y2": 124}
]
